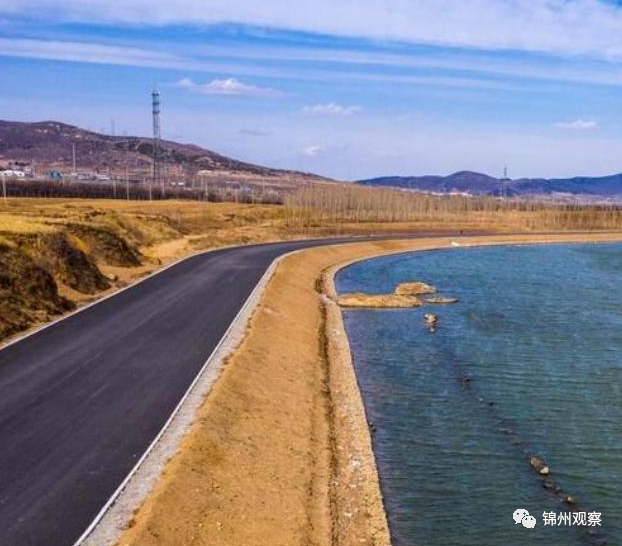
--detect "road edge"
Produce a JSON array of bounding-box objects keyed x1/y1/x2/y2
[
  {"x1": 321, "y1": 266, "x2": 393, "y2": 545},
  {"x1": 76, "y1": 247, "x2": 303, "y2": 546}
]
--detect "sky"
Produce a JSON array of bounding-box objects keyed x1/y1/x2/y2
[{"x1": 3, "y1": 1, "x2": 622, "y2": 180}]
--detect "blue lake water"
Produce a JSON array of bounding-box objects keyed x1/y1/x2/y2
[{"x1": 336, "y1": 243, "x2": 622, "y2": 546}]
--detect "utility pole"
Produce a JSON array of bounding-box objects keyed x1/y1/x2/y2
[
  {"x1": 72, "y1": 143, "x2": 77, "y2": 173},
  {"x1": 125, "y1": 165, "x2": 130, "y2": 200},
  {"x1": 162, "y1": 161, "x2": 168, "y2": 197},
  {"x1": 2, "y1": 176, "x2": 7, "y2": 203},
  {"x1": 501, "y1": 166, "x2": 510, "y2": 199},
  {"x1": 151, "y1": 89, "x2": 161, "y2": 200}
]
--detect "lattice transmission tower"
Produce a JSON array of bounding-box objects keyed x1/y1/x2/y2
[{"x1": 152, "y1": 89, "x2": 162, "y2": 193}]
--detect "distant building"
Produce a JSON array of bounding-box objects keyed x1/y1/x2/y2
[
  {"x1": 47, "y1": 170, "x2": 64, "y2": 181},
  {"x1": 0, "y1": 169, "x2": 26, "y2": 178},
  {"x1": 67, "y1": 172, "x2": 112, "y2": 182}
]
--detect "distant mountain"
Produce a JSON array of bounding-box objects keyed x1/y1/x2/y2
[
  {"x1": 360, "y1": 171, "x2": 501, "y2": 195},
  {"x1": 511, "y1": 174, "x2": 622, "y2": 198},
  {"x1": 0, "y1": 120, "x2": 332, "y2": 187},
  {"x1": 358, "y1": 170, "x2": 622, "y2": 201}
]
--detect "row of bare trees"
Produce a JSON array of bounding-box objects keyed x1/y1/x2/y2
[
  {"x1": 2, "y1": 179, "x2": 282, "y2": 205},
  {"x1": 6, "y1": 178, "x2": 622, "y2": 231},
  {"x1": 283, "y1": 184, "x2": 622, "y2": 230}
]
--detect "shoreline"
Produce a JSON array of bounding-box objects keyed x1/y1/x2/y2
[{"x1": 97, "y1": 233, "x2": 622, "y2": 546}]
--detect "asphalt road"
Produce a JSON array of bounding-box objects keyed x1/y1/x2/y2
[{"x1": 0, "y1": 233, "x2": 460, "y2": 546}]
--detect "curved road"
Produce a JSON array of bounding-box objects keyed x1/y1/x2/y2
[{"x1": 0, "y1": 233, "x2": 461, "y2": 546}]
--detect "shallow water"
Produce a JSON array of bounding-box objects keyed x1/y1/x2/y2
[{"x1": 336, "y1": 243, "x2": 622, "y2": 546}]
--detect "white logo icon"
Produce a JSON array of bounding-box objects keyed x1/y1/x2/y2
[
  {"x1": 513, "y1": 509, "x2": 536, "y2": 528},
  {"x1": 522, "y1": 515, "x2": 537, "y2": 528}
]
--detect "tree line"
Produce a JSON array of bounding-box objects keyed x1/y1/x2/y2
[
  {"x1": 283, "y1": 184, "x2": 622, "y2": 231},
  {"x1": 2, "y1": 179, "x2": 282, "y2": 205}
]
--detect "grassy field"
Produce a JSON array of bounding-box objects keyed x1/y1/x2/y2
[
  {"x1": 2, "y1": 192, "x2": 621, "y2": 342},
  {"x1": 0, "y1": 199, "x2": 293, "y2": 341}
]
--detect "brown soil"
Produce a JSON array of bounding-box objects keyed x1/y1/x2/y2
[
  {"x1": 65, "y1": 224, "x2": 142, "y2": 267},
  {"x1": 0, "y1": 243, "x2": 73, "y2": 339},
  {"x1": 9, "y1": 231, "x2": 111, "y2": 293},
  {"x1": 116, "y1": 232, "x2": 622, "y2": 546}
]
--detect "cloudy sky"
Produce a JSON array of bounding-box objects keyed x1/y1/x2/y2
[{"x1": 3, "y1": 0, "x2": 622, "y2": 179}]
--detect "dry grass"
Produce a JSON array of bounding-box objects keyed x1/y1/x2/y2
[
  {"x1": 1, "y1": 198, "x2": 287, "y2": 247},
  {"x1": 2, "y1": 190, "x2": 622, "y2": 342},
  {"x1": 0, "y1": 199, "x2": 290, "y2": 341},
  {"x1": 285, "y1": 184, "x2": 622, "y2": 231}
]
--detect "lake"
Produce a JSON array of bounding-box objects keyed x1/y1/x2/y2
[{"x1": 336, "y1": 243, "x2": 622, "y2": 546}]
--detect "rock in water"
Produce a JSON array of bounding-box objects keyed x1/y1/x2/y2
[
  {"x1": 424, "y1": 313, "x2": 439, "y2": 332},
  {"x1": 529, "y1": 455, "x2": 549, "y2": 474},
  {"x1": 337, "y1": 293, "x2": 422, "y2": 308},
  {"x1": 424, "y1": 313, "x2": 439, "y2": 325},
  {"x1": 395, "y1": 282, "x2": 436, "y2": 296},
  {"x1": 425, "y1": 296, "x2": 459, "y2": 304},
  {"x1": 423, "y1": 313, "x2": 438, "y2": 333}
]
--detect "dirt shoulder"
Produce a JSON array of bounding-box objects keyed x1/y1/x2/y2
[{"x1": 113, "y1": 233, "x2": 622, "y2": 546}]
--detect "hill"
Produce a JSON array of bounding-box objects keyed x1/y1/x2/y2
[
  {"x1": 358, "y1": 170, "x2": 622, "y2": 201},
  {"x1": 0, "y1": 120, "x2": 332, "y2": 188}
]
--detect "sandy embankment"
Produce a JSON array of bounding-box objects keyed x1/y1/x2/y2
[{"x1": 117, "y1": 232, "x2": 622, "y2": 546}]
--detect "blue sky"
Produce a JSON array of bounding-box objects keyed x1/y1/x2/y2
[{"x1": 3, "y1": 1, "x2": 622, "y2": 179}]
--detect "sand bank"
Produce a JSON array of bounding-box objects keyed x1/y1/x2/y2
[{"x1": 115, "y1": 232, "x2": 622, "y2": 546}]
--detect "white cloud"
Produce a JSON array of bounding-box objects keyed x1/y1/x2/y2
[
  {"x1": 302, "y1": 103, "x2": 361, "y2": 116},
  {"x1": 554, "y1": 119, "x2": 599, "y2": 130},
  {"x1": 7, "y1": 0, "x2": 622, "y2": 60},
  {"x1": 0, "y1": 38, "x2": 530, "y2": 92},
  {"x1": 210, "y1": 43, "x2": 622, "y2": 89},
  {"x1": 174, "y1": 77, "x2": 281, "y2": 97},
  {"x1": 0, "y1": 38, "x2": 183, "y2": 68},
  {"x1": 302, "y1": 145, "x2": 325, "y2": 157},
  {"x1": 237, "y1": 128, "x2": 271, "y2": 137},
  {"x1": 9, "y1": 37, "x2": 622, "y2": 93}
]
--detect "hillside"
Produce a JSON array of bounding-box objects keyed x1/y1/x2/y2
[
  {"x1": 358, "y1": 170, "x2": 622, "y2": 201},
  {"x1": 360, "y1": 171, "x2": 501, "y2": 195},
  {"x1": 0, "y1": 120, "x2": 332, "y2": 188}
]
